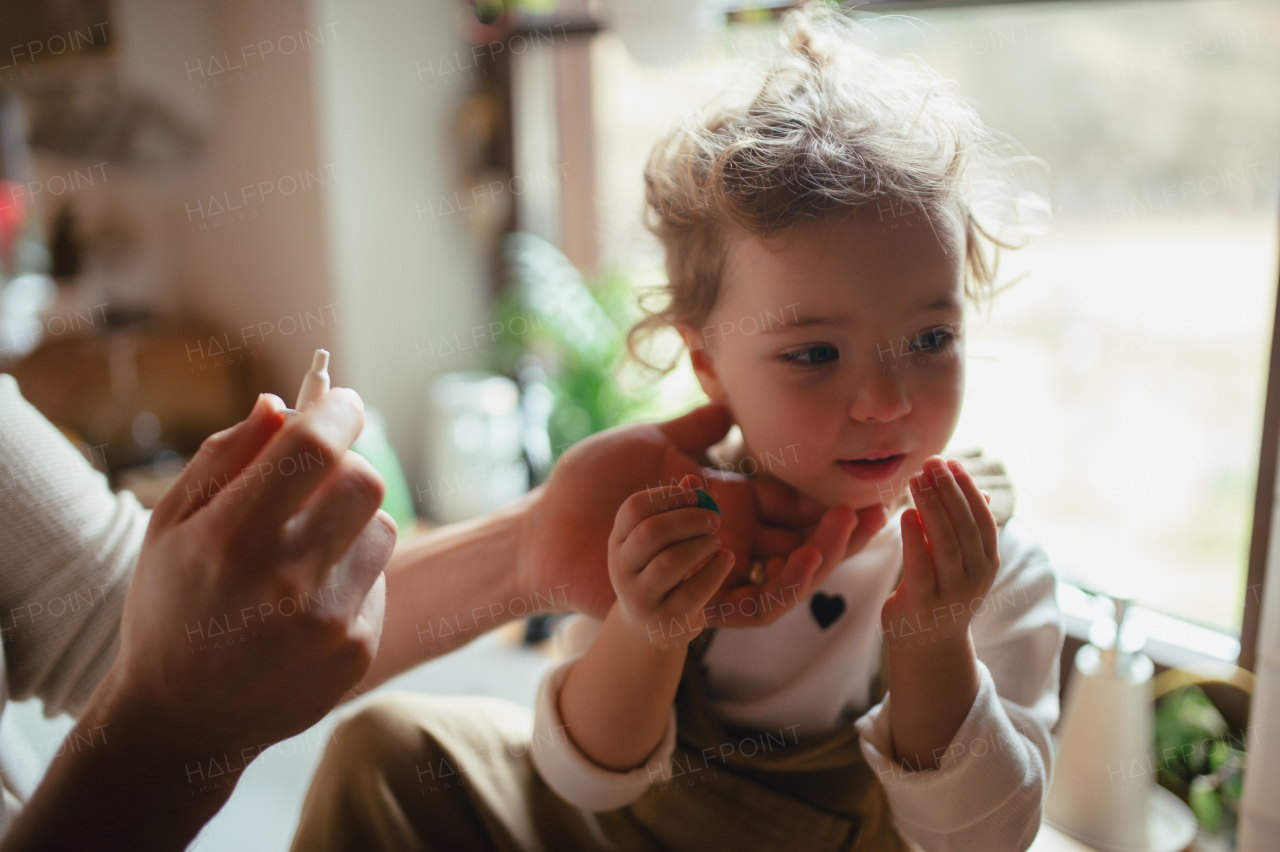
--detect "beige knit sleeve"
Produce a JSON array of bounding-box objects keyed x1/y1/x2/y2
[{"x1": 0, "y1": 374, "x2": 144, "y2": 718}]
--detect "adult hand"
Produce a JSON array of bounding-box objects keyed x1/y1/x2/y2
[
  {"x1": 3, "y1": 389, "x2": 397, "y2": 851},
  {"x1": 116, "y1": 388, "x2": 395, "y2": 758},
  {"x1": 701, "y1": 470, "x2": 888, "y2": 628},
  {"x1": 518, "y1": 402, "x2": 886, "y2": 626},
  {"x1": 3, "y1": 388, "x2": 394, "y2": 849}
]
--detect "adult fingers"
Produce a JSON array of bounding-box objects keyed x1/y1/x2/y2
[
  {"x1": 753, "y1": 525, "x2": 803, "y2": 559},
  {"x1": 656, "y1": 402, "x2": 733, "y2": 456},
  {"x1": 152, "y1": 393, "x2": 286, "y2": 529},
  {"x1": 752, "y1": 473, "x2": 827, "y2": 529},
  {"x1": 286, "y1": 451, "x2": 388, "y2": 576},
  {"x1": 324, "y1": 510, "x2": 397, "y2": 616},
  {"x1": 843, "y1": 504, "x2": 889, "y2": 560},
  {"x1": 713, "y1": 544, "x2": 822, "y2": 628},
  {"x1": 925, "y1": 460, "x2": 985, "y2": 578},
  {"x1": 801, "y1": 503, "x2": 858, "y2": 593},
  {"x1": 947, "y1": 460, "x2": 999, "y2": 563},
  {"x1": 221, "y1": 387, "x2": 367, "y2": 534}
]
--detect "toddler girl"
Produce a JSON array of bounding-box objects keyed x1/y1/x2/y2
[{"x1": 528, "y1": 7, "x2": 1063, "y2": 851}]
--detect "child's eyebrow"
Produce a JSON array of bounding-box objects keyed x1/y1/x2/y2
[
  {"x1": 766, "y1": 316, "x2": 845, "y2": 331},
  {"x1": 764, "y1": 298, "x2": 961, "y2": 332},
  {"x1": 919, "y1": 297, "x2": 962, "y2": 312}
]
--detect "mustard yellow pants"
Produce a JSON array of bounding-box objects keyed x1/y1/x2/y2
[
  {"x1": 290, "y1": 691, "x2": 902, "y2": 852},
  {"x1": 288, "y1": 692, "x2": 663, "y2": 852}
]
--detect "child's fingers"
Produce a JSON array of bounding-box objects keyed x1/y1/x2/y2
[
  {"x1": 900, "y1": 508, "x2": 937, "y2": 598},
  {"x1": 664, "y1": 549, "x2": 736, "y2": 614},
  {"x1": 616, "y1": 507, "x2": 720, "y2": 575},
  {"x1": 909, "y1": 468, "x2": 963, "y2": 595},
  {"x1": 947, "y1": 460, "x2": 999, "y2": 563},
  {"x1": 611, "y1": 476, "x2": 706, "y2": 544},
  {"x1": 926, "y1": 460, "x2": 986, "y2": 578},
  {"x1": 636, "y1": 534, "x2": 722, "y2": 602}
]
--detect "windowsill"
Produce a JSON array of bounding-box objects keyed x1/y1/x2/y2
[{"x1": 1057, "y1": 582, "x2": 1241, "y2": 670}]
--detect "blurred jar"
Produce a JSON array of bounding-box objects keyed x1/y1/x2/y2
[{"x1": 423, "y1": 371, "x2": 528, "y2": 524}]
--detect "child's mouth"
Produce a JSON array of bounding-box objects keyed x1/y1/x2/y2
[{"x1": 836, "y1": 453, "x2": 906, "y2": 481}]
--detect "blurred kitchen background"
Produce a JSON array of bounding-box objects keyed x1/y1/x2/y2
[{"x1": 0, "y1": 0, "x2": 1277, "y2": 849}]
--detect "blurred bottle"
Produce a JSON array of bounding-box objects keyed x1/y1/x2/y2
[{"x1": 423, "y1": 371, "x2": 528, "y2": 524}]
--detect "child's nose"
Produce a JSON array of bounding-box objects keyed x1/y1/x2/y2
[{"x1": 847, "y1": 367, "x2": 911, "y2": 423}]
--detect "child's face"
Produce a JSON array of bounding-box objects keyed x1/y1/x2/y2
[{"x1": 682, "y1": 208, "x2": 966, "y2": 510}]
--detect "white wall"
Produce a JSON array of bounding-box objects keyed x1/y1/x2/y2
[
  {"x1": 17, "y1": 0, "x2": 485, "y2": 484},
  {"x1": 174, "y1": 0, "x2": 340, "y2": 393},
  {"x1": 100, "y1": 0, "x2": 487, "y2": 482},
  {"x1": 307, "y1": 0, "x2": 486, "y2": 484}
]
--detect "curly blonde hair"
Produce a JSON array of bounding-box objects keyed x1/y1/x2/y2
[{"x1": 628, "y1": 4, "x2": 1047, "y2": 371}]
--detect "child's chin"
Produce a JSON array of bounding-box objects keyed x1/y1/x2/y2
[
  {"x1": 767, "y1": 469, "x2": 897, "y2": 513},
  {"x1": 811, "y1": 477, "x2": 900, "y2": 513}
]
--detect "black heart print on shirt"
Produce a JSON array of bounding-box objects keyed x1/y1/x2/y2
[{"x1": 810, "y1": 592, "x2": 846, "y2": 629}]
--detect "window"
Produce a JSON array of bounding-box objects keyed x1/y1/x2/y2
[{"x1": 589, "y1": 0, "x2": 1280, "y2": 634}]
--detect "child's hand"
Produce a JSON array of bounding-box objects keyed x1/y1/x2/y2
[
  {"x1": 881, "y1": 456, "x2": 1000, "y2": 653},
  {"x1": 608, "y1": 474, "x2": 736, "y2": 647}
]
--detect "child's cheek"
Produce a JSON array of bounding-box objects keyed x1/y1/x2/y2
[
  {"x1": 738, "y1": 390, "x2": 824, "y2": 463},
  {"x1": 910, "y1": 364, "x2": 965, "y2": 449}
]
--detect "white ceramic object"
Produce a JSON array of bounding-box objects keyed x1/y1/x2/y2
[
  {"x1": 423, "y1": 372, "x2": 528, "y2": 524},
  {"x1": 1052, "y1": 784, "x2": 1197, "y2": 852},
  {"x1": 1047, "y1": 642, "x2": 1155, "y2": 848}
]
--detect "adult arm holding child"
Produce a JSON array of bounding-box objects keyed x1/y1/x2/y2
[{"x1": 353, "y1": 402, "x2": 879, "y2": 695}]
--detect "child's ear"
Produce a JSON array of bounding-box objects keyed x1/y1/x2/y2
[{"x1": 679, "y1": 325, "x2": 728, "y2": 403}]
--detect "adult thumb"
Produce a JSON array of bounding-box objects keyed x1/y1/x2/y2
[{"x1": 656, "y1": 401, "x2": 733, "y2": 456}]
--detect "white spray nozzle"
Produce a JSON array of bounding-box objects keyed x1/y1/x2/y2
[{"x1": 294, "y1": 349, "x2": 330, "y2": 411}]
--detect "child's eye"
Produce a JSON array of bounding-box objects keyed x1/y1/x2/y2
[
  {"x1": 782, "y1": 345, "x2": 840, "y2": 368},
  {"x1": 910, "y1": 327, "x2": 956, "y2": 352}
]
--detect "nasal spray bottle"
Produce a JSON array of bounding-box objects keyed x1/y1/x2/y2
[
  {"x1": 289, "y1": 349, "x2": 416, "y2": 533},
  {"x1": 290, "y1": 349, "x2": 330, "y2": 414}
]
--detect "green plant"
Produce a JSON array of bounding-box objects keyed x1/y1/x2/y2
[
  {"x1": 493, "y1": 232, "x2": 655, "y2": 459},
  {"x1": 1154, "y1": 685, "x2": 1246, "y2": 838}
]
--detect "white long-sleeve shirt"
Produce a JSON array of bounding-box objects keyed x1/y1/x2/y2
[
  {"x1": 0, "y1": 374, "x2": 144, "y2": 829},
  {"x1": 531, "y1": 507, "x2": 1064, "y2": 852}
]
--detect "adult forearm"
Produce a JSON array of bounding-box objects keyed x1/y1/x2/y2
[
  {"x1": 1, "y1": 672, "x2": 233, "y2": 851},
  {"x1": 352, "y1": 489, "x2": 538, "y2": 694}
]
